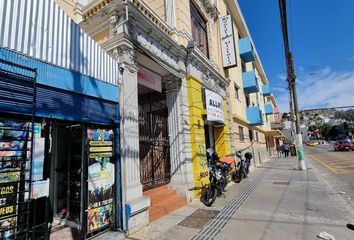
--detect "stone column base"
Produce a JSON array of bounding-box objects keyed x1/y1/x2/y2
[{"x1": 125, "y1": 196, "x2": 150, "y2": 234}]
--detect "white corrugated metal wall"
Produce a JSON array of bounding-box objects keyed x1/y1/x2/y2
[{"x1": 0, "y1": 0, "x2": 119, "y2": 85}]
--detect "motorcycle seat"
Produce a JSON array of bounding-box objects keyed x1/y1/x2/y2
[{"x1": 219, "y1": 156, "x2": 235, "y2": 171}]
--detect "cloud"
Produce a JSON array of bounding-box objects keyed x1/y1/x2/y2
[
  {"x1": 271, "y1": 86, "x2": 287, "y2": 93},
  {"x1": 276, "y1": 73, "x2": 287, "y2": 81},
  {"x1": 275, "y1": 66, "x2": 354, "y2": 112}
]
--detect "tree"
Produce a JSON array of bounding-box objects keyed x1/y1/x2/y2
[
  {"x1": 320, "y1": 123, "x2": 332, "y2": 139},
  {"x1": 308, "y1": 125, "x2": 317, "y2": 132}
]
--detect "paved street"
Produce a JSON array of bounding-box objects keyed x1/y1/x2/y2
[
  {"x1": 127, "y1": 155, "x2": 354, "y2": 240},
  {"x1": 306, "y1": 144, "x2": 354, "y2": 209}
]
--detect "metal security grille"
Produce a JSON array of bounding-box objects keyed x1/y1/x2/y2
[
  {"x1": 0, "y1": 59, "x2": 47, "y2": 239},
  {"x1": 139, "y1": 94, "x2": 170, "y2": 190}
]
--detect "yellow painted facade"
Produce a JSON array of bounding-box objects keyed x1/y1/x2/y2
[{"x1": 187, "y1": 76, "x2": 231, "y2": 197}]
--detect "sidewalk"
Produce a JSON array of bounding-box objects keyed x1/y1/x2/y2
[{"x1": 126, "y1": 155, "x2": 354, "y2": 240}]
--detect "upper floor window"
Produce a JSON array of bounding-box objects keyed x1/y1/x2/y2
[
  {"x1": 245, "y1": 94, "x2": 250, "y2": 107},
  {"x1": 249, "y1": 129, "x2": 254, "y2": 142},
  {"x1": 190, "y1": 1, "x2": 209, "y2": 57},
  {"x1": 241, "y1": 60, "x2": 246, "y2": 73},
  {"x1": 234, "y1": 83, "x2": 240, "y2": 99},
  {"x1": 239, "y1": 126, "x2": 244, "y2": 141}
]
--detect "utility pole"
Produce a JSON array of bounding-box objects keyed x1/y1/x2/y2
[{"x1": 279, "y1": 0, "x2": 306, "y2": 170}]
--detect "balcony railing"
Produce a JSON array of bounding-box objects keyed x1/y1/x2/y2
[
  {"x1": 264, "y1": 103, "x2": 274, "y2": 115},
  {"x1": 262, "y1": 85, "x2": 272, "y2": 96},
  {"x1": 239, "y1": 37, "x2": 256, "y2": 63},
  {"x1": 246, "y1": 106, "x2": 263, "y2": 126},
  {"x1": 242, "y1": 70, "x2": 260, "y2": 93}
]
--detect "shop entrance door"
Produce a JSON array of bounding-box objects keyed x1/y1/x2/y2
[
  {"x1": 51, "y1": 123, "x2": 84, "y2": 236},
  {"x1": 139, "y1": 93, "x2": 170, "y2": 190},
  {"x1": 204, "y1": 124, "x2": 215, "y2": 150}
]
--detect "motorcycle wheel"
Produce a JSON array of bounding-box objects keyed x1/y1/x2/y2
[
  {"x1": 200, "y1": 185, "x2": 217, "y2": 207},
  {"x1": 233, "y1": 170, "x2": 244, "y2": 183}
]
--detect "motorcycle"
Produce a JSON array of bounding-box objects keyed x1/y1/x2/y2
[
  {"x1": 232, "y1": 149, "x2": 253, "y2": 183},
  {"x1": 200, "y1": 148, "x2": 231, "y2": 206}
]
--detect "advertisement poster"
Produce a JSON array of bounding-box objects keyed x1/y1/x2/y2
[
  {"x1": 0, "y1": 118, "x2": 29, "y2": 238},
  {"x1": 87, "y1": 128, "x2": 114, "y2": 233},
  {"x1": 0, "y1": 182, "x2": 18, "y2": 235},
  {"x1": 32, "y1": 138, "x2": 45, "y2": 181},
  {"x1": 31, "y1": 179, "x2": 49, "y2": 199}
]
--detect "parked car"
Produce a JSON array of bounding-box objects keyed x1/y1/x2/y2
[{"x1": 334, "y1": 140, "x2": 353, "y2": 151}]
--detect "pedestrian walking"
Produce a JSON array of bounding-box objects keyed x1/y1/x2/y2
[
  {"x1": 276, "y1": 145, "x2": 282, "y2": 158},
  {"x1": 283, "y1": 144, "x2": 290, "y2": 158}
]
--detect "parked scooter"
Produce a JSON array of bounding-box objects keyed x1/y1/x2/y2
[
  {"x1": 232, "y1": 144, "x2": 253, "y2": 183},
  {"x1": 200, "y1": 148, "x2": 231, "y2": 206}
]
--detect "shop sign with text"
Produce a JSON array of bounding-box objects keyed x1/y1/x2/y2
[
  {"x1": 205, "y1": 89, "x2": 224, "y2": 124},
  {"x1": 219, "y1": 15, "x2": 237, "y2": 68}
]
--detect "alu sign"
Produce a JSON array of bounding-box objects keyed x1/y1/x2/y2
[
  {"x1": 219, "y1": 15, "x2": 237, "y2": 68},
  {"x1": 205, "y1": 89, "x2": 224, "y2": 124}
]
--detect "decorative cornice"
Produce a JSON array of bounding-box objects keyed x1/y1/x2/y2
[
  {"x1": 131, "y1": 0, "x2": 173, "y2": 36},
  {"x1": 112, "y1": 45, "x2": 139, "y2": 73},
  {"x1": 165, "y1": 76, "x2": 182, "y2": 93},
  {"x1": 193, "y1": 0, "x2": 219, "y2": 21},
  {"x1": 187, "y1": 48, "x2": 230, "y2": 91},
  {"x1": 82, "y1": 0, "x2": 114, "y2": 20}
]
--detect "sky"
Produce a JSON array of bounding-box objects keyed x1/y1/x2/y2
[{"x1": 237, "y1": 0, "x2": 354, "y2": 113}]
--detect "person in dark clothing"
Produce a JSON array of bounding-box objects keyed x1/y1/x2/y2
[
  {"x1": 283, "y1": 144, "x2": 290, "y2": 157},
  {"x1": 276, "y1": 145, "x2": 282, "y2": 158}
]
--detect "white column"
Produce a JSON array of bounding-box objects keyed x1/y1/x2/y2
[
  {"x1": 166, "y1": 77, "x2": 194, "y2": 201},
  {"x1": 115, "y1": 46, "x2": 149, "y2": 232}
]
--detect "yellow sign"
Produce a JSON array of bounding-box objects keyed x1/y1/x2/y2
[
  {"x1": 89, "y1": 152, "x2": 113, "y2": 158},
  {"x1": 89, "y1": 147, "x2": 113, "y2": 152},
  {"x1": 89, "y1": 141, "x2": 113, "y2": 146}
]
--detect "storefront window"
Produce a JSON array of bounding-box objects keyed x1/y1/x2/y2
[{"x1": 190, "y1": 1, "x2": 209, "y2": 57}]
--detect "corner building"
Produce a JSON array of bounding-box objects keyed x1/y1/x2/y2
[{"x1": 55, "y1": 0, "x2": 281, "y2": 235}]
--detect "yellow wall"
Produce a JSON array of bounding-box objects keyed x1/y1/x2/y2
[{"x1": 187, "y1": 76, "x2": 231, "y2": 198}]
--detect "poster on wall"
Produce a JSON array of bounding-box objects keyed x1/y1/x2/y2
[
  {"x1": 0, "y1": 118, "x2": 30, "y2": 238},
  {"x1": 87, "y1": 128, "x2": 115, "y2": 233},
  {"x1": 32, "y1": 137, "x2": 45, "y2": 181},
  {"x1": 31, "y1": 179, "x2": 50, "y2": 199},
  {"x1": 204, "y1": 89, "x2": 225, "y2": 124}
]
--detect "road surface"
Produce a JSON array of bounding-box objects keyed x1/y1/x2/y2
[{"x1": 306, "y1": 143, "x2": 354, "y2": 209}]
